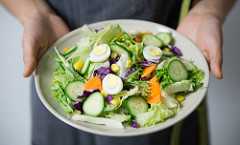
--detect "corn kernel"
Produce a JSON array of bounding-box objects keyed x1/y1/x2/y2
[
  {"x1": 75, "y1": 61, "x2": 84, "y2": 71},
  {"x1": 135, "y1": 56, "x2": 141, "y2": 63},
  {"x1": 115, "y1": 32, "x2": 123, "y2": 38},
  {"x1": 111, "y1": 64, "x2": 120, "y2": 73},
  {"x1": 176, "y1": 94, "x2": 185, "y2": 102},
  {"x1": 111, "y1": 98, "x2": 121, "y2": 105},
  {"x1": 72, "y1": 110, "x2": 81, "y2": 115},
  {"x1": 64, "y1": 47, "x2": 69, "y2": 52},
  {"x1": 101, "y1": 90, "x2": 109, "y2": 98},
  {"x1": 111, "y1": 52, "x2": 118, "y2": 59},
  {"x1": 163, "y1": 47, "x2": 170, "y2": 52},
  {"x1": 125, "y1": 59, "x2": 132, "y2": 68}
]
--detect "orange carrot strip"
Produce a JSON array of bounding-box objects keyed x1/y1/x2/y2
[
  {"x1": 141, "y1": 64, "x2": 157, "y2": 78},
  {"x1": 84, "y1": 76, "x2": 103, "y2": 91},
  {"x1": 146, "y1": 76, "x2": 161, "y2": 104}
]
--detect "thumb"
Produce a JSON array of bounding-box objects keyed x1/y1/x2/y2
[{"x1": 22, "y1": 33, "x2": 38, "y2": 77}]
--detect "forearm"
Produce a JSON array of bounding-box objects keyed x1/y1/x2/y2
[
  {"x1": 0, "y1": 0, "x2": 53, "y2": 25},
  {"x1": 190, "y1": 0, "x2": 236, "y2": 24}
]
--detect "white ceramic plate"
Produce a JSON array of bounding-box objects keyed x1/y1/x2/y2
[{"x1": 35, "y1": 19, "x2": 209, "y2": 137}]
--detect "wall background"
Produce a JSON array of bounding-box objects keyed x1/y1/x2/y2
[{"x1": 0, "y1": 2, "x2": 239, "y2": 145}]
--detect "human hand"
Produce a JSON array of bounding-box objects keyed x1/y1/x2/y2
[
  {"x1": 22, "y1": 13, "x2": 69, "y2": 77},
  {"x1": 177, "y1": 13, "x2": 223, "y2": 79}
]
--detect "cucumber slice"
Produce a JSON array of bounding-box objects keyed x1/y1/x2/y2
[
  {"x1": 180, "y1": 59, "x2": 196, "y2": 71},
  {"x1": 63, "y1": 46, "x2": 78, "y2": 57},
  {"x1": 162, "y1": 50, "x2": 174, "y2": 57},
  {"x1": 142, "y1": 34, "x2": 163, "y2": 47},
  {"x1": 110, "y1": 43, "x2": 132, "y2": 57},
  {"x1": 168, "y1": 59, "x2": 188, "y2": 81},
  {"x1": 65, "y1": 81, "x2": 85, "y2": 101},
  {"x1": 127, "y1": 96, "x2": 148, "y2": 118},
  {"x1": 82, "y1": 92, "x2": 105, "y2": 116},
  {"x1": 80, "y1": 58, "x2": 91, "y2": 75},
  {"x1": 156, "y1": 32, "x2": 172, "y2": 45}
]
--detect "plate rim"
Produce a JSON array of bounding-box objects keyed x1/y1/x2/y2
[{"x1": 34, "y1": 19, "x2": 209, "y2": 137}]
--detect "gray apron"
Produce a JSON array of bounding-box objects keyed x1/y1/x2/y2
[{"x1": 31, "y1": 0, "x2": 208, "y2": 144}]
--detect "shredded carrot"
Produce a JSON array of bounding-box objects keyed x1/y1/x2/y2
[
  {"x1": 141, "y1": 64, "x2": 157, "y2": 78},
  {"x1": 84, "y1": 76, "x2": 103, "y2": 91},
  {"x1": 134, "y1": 31, "x2": 152, "y2": 43},
  {"x1": 146, "y1": 76, "x2": 161, "y2": 104}
]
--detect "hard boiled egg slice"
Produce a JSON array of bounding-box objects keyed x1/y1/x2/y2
[
  {"x1": 89, "y1": 44, "x2": 111, "y2": 62},
  {"x1": 143, "y1": 45, "x2": 162, "y2": 61},
  {"x1": 102, "y1": 74, "x2": 123, "y2": 95}
]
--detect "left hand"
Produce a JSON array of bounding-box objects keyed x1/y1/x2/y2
[{"x1": 177, "y1": 13, "x2": 223, "y2": 79}]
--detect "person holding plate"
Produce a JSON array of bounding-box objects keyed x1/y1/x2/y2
[{"x1": 0, "y1": 0, "x2": 236, "y2": 145}]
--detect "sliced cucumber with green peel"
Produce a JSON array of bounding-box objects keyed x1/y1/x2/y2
[
  {"x1": 168, "y1": 59, "x2": 188, "y2": 81},
  {"x1": 82, "y1": 92, "x2": 105, "y2": 116},
  {"x1": 156, "y1": 32, "x2": 172, "y2": 45},
  {"x1": 110, "y1": 43, "x2": 132, "y2": 57},
  {"x1": 65, "y1": 81, "x2": 85, "y2": 101},
  {"x1": 63, "y1": 46, "x2": 78, "y2": 57},
  {"x1": 80, "y1": 58, "x2": 91, "y2": 75},
  {"x1": 126, "y1": 96, "x2": 148, "y2": 118},
  {"x1": 142, "y1": 34, "x2": 163, "y2": 47},
  {"x1": 162, "y1": 50, "x2": 174, "y2": 57},
  {"x1": 180, "y1": 59, "x2": 196, "y2": 71}
]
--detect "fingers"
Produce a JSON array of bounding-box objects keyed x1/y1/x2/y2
[
  {"x1": 22, "y1": 31, "x2": 38, "y2": 77},
  {"x1": 206, "y1": 25, "x2": 223, "y2": 79}
]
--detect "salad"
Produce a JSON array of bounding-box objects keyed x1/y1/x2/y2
[{"x1": 51, "y1": 23, "x2": 205, "y2": 129}]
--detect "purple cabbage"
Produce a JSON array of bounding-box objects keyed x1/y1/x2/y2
[
  {"x1": 138, "y1": 60, "x2": 154, "y2": 67},
  {"x1": 105, "y1": 95, "x2": 113, "y2": 104},
  {"x1": 109, "y1": 56, "x2": 120, "y2": 65},
  {"x1": 132, "y1": 120, "x2": 139, "y2": 128},
  {"x1": 149, "y1": 59, "x2": 160, "y2": 63},
  {"x1": 71, "y1": 101, "x2": 83, "y2": 112},
  {"x1": 93, "y1": 67, "x2": 112, "y2": 79},
  {"x1": 77, "y1": 89, "x2": 100, "y2": 99},
  {"x1": 125, "y1": 67, "x2": 136, "y2": 78},
  {"x1": 140, "y1": 77, "x2": 147, "y2": 81},
  {"x1": 167, "y1": 45, "x2": 182, "y2": 57}
]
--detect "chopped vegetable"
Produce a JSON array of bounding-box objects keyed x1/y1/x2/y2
[
  {"x1": 146, "y1": 76, "x2": 161, "y2": 104},
  {"x1": 141, "y1": 64, "x2": 157, "y2": 78},
  {"x1": 93, "y1": 67, "x2": 112, "y2": 79},
  {"x1": 105, "y1": 95, "x2": 113, "y2": 104},
  {"x1": 84, "y1": 76, "x2": 103, "y2": 91},
  {"x1": 71, "y1": 101, "x2": 83, "y2": 112},
  {"x1": 77, "y1": 89, "x2": 100, "y2": 99}
]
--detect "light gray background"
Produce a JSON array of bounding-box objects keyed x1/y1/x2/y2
[{"x1": 0, "y1": 2, "x2": 239, "y2": 145}]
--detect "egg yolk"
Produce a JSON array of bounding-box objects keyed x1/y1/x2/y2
[
  {"x1": 93, "y1": 45, "x2": 107, "y2": 56},
  {"x1": 149, "y1": 48, "x2": 161, "y2": 56},
  {"x1": 107, "y1": 75, "x2": 119, "y2": 89}
]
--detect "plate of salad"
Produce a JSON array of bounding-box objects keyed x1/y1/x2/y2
[{"x1": 35, "y1": 19, "x2": 209, "y2": 136}]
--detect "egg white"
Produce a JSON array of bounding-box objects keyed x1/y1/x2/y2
[
  {"x1": 102, "y1": 74, "x2": 123, "y2": 95},
  {"x1": 89, "y1": 44, "x2": 111, "y2": 62},
  {"x1": 143, "y1": 45, "x2": 162, "y2": 61}
]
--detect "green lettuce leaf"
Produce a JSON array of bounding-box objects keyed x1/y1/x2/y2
[
  {"x1": 116, "y1": 53, "x2": 129, "y2": 78},
  {"x1": 161, "y1": 90, "x2": 181, "y2": 113},
  {"x1": 136, "y1": 103, "x2": 175, "y2": 127},
  {"x1": 105, "y1": 113, "x2": 131, "y2": 122}
]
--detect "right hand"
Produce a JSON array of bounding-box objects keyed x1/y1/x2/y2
[{"x1": 22, "y1": 13, "x2": 69, "y2": 77}]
